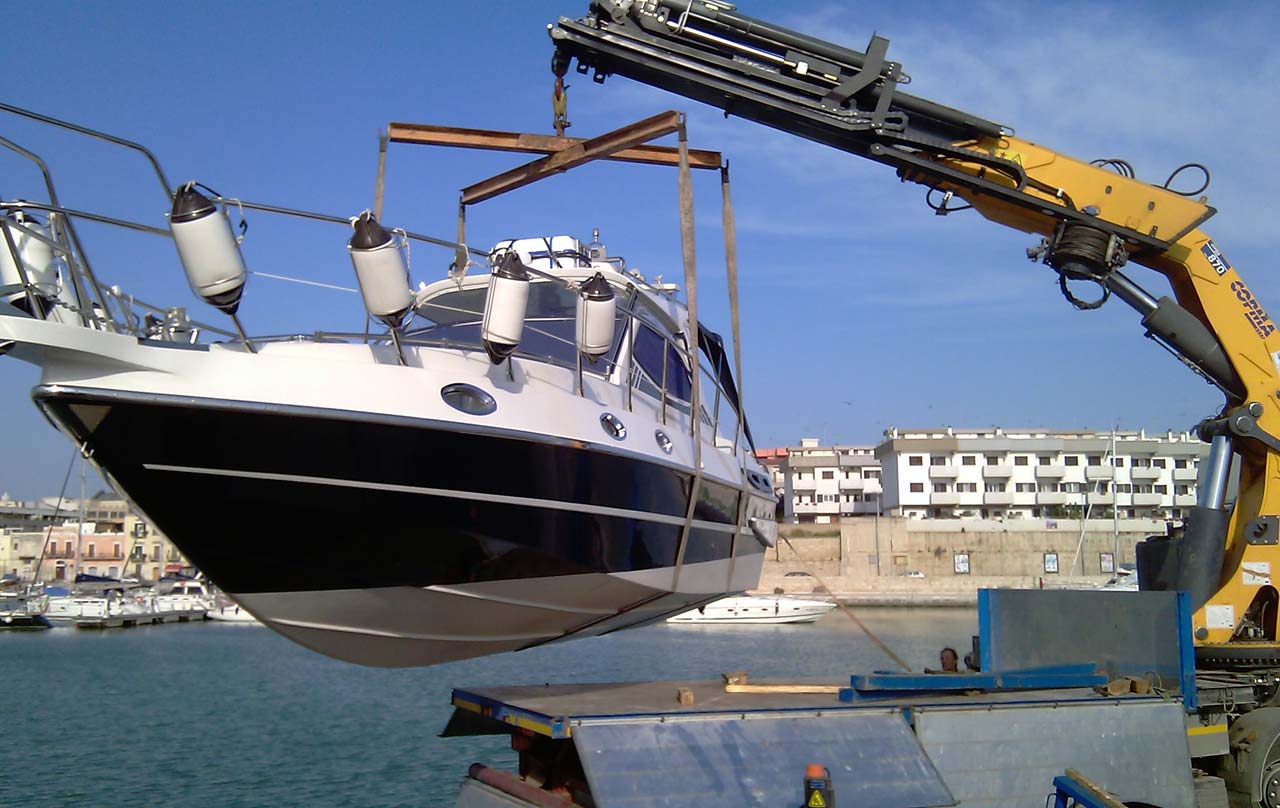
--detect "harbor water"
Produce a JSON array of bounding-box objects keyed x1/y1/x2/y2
[{"x1": 1, "y1": 607, "x2": 975, "y2": 806}]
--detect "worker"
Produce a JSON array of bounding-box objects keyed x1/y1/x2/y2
[{"x1": 925, "y1": 647, "x2": 961, "y2": 674}]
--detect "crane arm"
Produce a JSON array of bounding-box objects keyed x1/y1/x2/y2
[{"x1": 551, "y1": 0, "x2": 1280, "y2": 652}]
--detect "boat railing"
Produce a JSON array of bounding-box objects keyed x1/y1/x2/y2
[{"x1": 1, "y1": 102, "x2": 749, "y2": 457}]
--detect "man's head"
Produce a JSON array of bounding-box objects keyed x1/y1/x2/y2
[{"x1": 940, "y1": 647, "x2": 959, "y2": 672}]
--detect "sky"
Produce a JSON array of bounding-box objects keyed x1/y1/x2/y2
[{"x1": 1, "y1": 0, "x2": 1278, "y2": 498}]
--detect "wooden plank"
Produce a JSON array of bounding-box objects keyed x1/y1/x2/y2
[
  {"x1": 388, "y1": 121, "x2": 721, "y2": 170},
  {"x1": 461, "y1": 111, "x2": 687, "y2": 205},
  {"x1": 725, "y1": 684, "x2": 844, "y2": 695}
]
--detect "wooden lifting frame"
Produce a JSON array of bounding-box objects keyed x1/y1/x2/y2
[{"x1": 374, "y1": 111, "x2": 746, "y2": 594}]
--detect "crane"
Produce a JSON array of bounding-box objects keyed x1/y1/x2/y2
[{"x1": 548, "y1": 4, "x2": 1280, "y2": 801}]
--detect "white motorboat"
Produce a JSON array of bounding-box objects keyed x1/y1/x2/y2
[
  {"x1": 206, "y1": 599, "x2": 259, "y2": 624},
  {"x1": 666, "y1": 595, "x2": 837, "y2": 624},
  {"x1": 0, "y1": 105, "x2": 777, "y2": 666}
]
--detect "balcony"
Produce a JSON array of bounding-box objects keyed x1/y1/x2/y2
[
  {"x1": 793, "y1": 502, "x2": 840, "y2": 514},
  {"x1": 839, "y1": 478, "x2": 865, "y2": 491},
  {"x1": 930, "y1": 493, "x2": 962, "y2": 505},
  {"x1": 1130, "y1": 468, "x2": 1161, "y2": 482},
  {"x1": 1173, "y1": 468, "x2": 1198, "y2": 482},
  {"x1": 928, "y1": 466, "x2": 959, "y2": 479},
  {"x1": 1174, "y1": 494, "x2": 1197, "y2": 507},
  {"x1": 1086, "y1": 493, "x2": 1116, "y2": 505},
  {"x1": 1085, "y1": 467, "x2": 1114, "y2": 480},
  {"x1": 982, "y1": 465, "x2": 1013, "y2": 479},
  {"x1": 791, "y1": 478, "x2": 817, "y2": 490},
  {"x1": 1132, "y1": 493, "x2": 1164, "y2": 506},
  {"x1": 1034, "y1": 465, "x2": 1066, "y2": 478},
  {"x1": 984, "y1": 491, "x2": 1015, "y2": 505},
  {"x1": 1036, "y1": 492, "x2": 1070, "y2": 505}
]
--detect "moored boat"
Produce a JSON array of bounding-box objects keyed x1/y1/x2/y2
[{"x1": 666, "y1": 595, "x2": 837, "y2": 624}]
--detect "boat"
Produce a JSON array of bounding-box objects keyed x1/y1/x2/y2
[
  {"x1": 45, "y1": 575, "x2": 206, "y2": 627},
  {"x1": 206, "y1": 598, "x2": 259, "y2": 624},
  {"x1": 666, "y1": 595, "x2": 837, "y2": 624},
  {"x1": 0, "y1": 105, "x2": 778, "y2": 666},
  {"x1": 0, "y1": 593, "x2": 52, "y2": 630}
]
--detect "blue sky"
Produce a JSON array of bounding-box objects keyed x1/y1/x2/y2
[{"x1": 2, "y1": 0, "x2": 1277, "y2": 498}]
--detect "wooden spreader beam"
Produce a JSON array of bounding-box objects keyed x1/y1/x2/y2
[{"x1": 386, "y1": 111, "x2": 721, "y2": 207}]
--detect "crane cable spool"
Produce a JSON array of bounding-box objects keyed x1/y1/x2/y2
[{"x1": 1043, "y1": 223, "x2": 1128, "y2": 311}]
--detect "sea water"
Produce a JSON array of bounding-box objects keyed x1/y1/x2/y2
[{"x1": 0, "y1": 607, "x2": 975, "y2": 807}]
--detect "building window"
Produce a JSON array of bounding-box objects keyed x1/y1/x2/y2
[
  {"x1": 1100, "y1": 552, "x2": 1115, "y2": 574},
  {"x1": 933, "y1": 483, "x2": 949, "y2": 493},
  {"x1": 1175, "y1": 484, "x2": 1189, "y2": 495},
  {"x1": 893, "y1": 555, "x2": 908, "y2": 568},
  {"x1": 113, "y1": 543, "x2": 121, "y2": 558},
  {"x1": 985, "y1": 483, "x2": 1005, "y2": 492},
  {"x1": 909, "y1": 456, "x2": 923, "y2": 466},
  {"x1": 1116, "y1": 483, "x2": 1132, "y2": 493},
  {"x1": 1014, "y1": 456, "x2": 1028, "y2": 466},
  {"x1": 1044, "y1": 552, "x2": 1060, "y2": 574},
  {"x1": 87, "y1": 543, "x2": 96, "y2": 559},
  {"x1": 1038, "y1": 455, "x2": 1053, "y2": 465},
  {"x1": 909, "y1": 483, "x2": 924, "y2": 493},
  {"x1": 821, "y1": 470, "x2": 835, "y2": 480},
  {"x1": 962, "y1": 456, "x2": 976, "y2": 466},
  {"x1": 954, "y1": 553, "x2": 971, "y2": 575},
  {"x1": 1175, "y1": 459, "x2": 1188, "y2": 469},
  {"x1": 1152, "y1": 458, "x2": 1167, "y2": 468},
  {"x1": 930, "y1": 456, "x2": 946, "y2": 466},
  {"x1": 1087, "y1": 455, "x2": 1102, "y2": 466},
  {"x1": 1154, "y1": 485, "x2": 1168, "y2": 494},
  {"x1": 1113, "y1": 457, "x2": 1125, "y2": 467},
  {"x1": 864, "y1": 470, "x2": 880, "y2": 480},
  {"x1": 984, "y1": 455, "x2": 1001, "y2": 465},
  {"x1": 1016, "y1": 483, "x2": 1035, "y2": 493},
  {"x1": 1064, "y1": 456, "x2": 1079, "y2": 466}
]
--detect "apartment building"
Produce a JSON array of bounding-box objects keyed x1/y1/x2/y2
[
  {"x1": 756, "y1": 439, "x2": 883, "y2": 523},
  {"x1": 0, "y1": 498, "x2": 190, "y2": 582},
  {"x1": 876, "y1": 427, "x2": 1209, "y2": 521}
]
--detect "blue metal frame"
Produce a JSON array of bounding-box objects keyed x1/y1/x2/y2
[
  {"x1": 842, "y1": 663, "x2": 1107, "y2": 702},
  {"x1": 978, "y1": 588, "x2": 994, "y2": 672},
  {"x1": 1175, "y1": 591, "x2": 1198, "y2": 711}
]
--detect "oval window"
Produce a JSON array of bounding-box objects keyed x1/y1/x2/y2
[
  {"x1": 654, "y1": 429, "x2": 673, "y2": 454},
  {"x1": 600, "y1": 413, "x2": 627, "y2": 440},
  {"x1": 440, "y1": 383, "x2": 497, "y2": 416}
]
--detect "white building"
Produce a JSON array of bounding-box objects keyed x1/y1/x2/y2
[
  {"x1": 756, "y1": 439, "x2": 883, "y2": 523},
  {"x1": 876, "y1": 427, "x2": 1208, "y2": 521}
]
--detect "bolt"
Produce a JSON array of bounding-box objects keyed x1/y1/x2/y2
[
  {"x1": 1249, "y1": 401, "x2": 1265, "y2": 417},
  {"x1": 1235, "y1": 416, "x2": 1252, "y2": 432}
]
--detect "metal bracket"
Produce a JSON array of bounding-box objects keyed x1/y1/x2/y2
[
  {"x1": 823, "y1": 34, "x2": 893, "y2": 110},
  {"x1": 1244, "y1": 516, "x2": 1279, "y2": 546},
  {"x1": 1223, "y1": 404, "x2": 1280, "y2": 455}
]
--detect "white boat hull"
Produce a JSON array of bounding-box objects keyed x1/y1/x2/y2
[{"x1": 666, "y1": 596, "x2": 836, "y2": 625}]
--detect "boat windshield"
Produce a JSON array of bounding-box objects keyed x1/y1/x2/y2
[{"x1": 405, "y1": 281, "x2": 626, "y2": 375}]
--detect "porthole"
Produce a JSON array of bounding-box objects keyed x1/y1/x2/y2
[
  {"x1": 440, "y1": 383, "x2": 497, "y2": 416},
  {"x1": 600, "y1": 412, "x2": 627, "y2": 440},
  {"x1": 654, "y1": 429, "x2": 673, "y2": 454}
]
